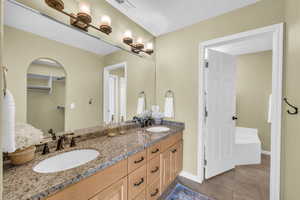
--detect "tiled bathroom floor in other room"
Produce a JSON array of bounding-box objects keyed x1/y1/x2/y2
[{"x1": 175, "y1": 154, "x2": 270, "y2": 200}]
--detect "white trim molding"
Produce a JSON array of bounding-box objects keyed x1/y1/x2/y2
[
  {"x1": 179, "y1": 171, "x2": 202, "y2": 183},
  {"x1": 103, "y1": 62, "x2": 127, "y2": 123},
  {"x1": 262, "y1": 150, "x2": 271, "y2": 156},
  {"x1": 198, "y1": 23, "x2": 284, "y2": 200}
]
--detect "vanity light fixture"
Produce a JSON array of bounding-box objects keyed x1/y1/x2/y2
[
  {"x1": 45, "y1": 0, "x2": 112, "y2": 35},
  {"x1": 99, "y1": 15, "x2": 112, "y2": 35},
  {"x1": 122, "y1": 31, "x2": 154, "y2": 55}
]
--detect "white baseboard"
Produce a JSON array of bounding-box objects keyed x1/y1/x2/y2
[
  {"x1": 179, "y1": 171, "x2": 202, "y2": 183},
  {"x1": 261, "y1": 150, "x2": 271, "y2": 155}
]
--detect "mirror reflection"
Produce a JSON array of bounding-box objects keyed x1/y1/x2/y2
[
  {"x1": 4, "y1": 0, "x2": 156, "y2": 140},
  {"x1": 27, "y1": 58, "x2": 66, "y2": 136}
]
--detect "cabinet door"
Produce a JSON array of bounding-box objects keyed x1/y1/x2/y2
[
  {"x1": 160, "y1": 150, "x2": 171, "y2": 192},
  {"x1": 169, "y1": 141, "x2": 183, "y2": 182},
  {"x1": 90, "y1": 177, "x2": 127, "y2": 200}
]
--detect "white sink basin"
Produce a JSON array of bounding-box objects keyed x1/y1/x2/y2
[
  {"x1": 146, "y1": 126, "x2": 170, "y2": 133},
  {"x1": 33, "y1": 149, "x2": 99, "y2": 173}
]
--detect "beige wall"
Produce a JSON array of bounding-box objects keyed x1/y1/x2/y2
[
  {"x1": 0, "y1": 0, "x2": 4, "y2": 196},
  {"x1": 155, "y1": 0, "x2": 284, "y2": 176},
  {"x1": 4, "y1": 26, "x2": 104, "y2": 131},
  {"x1": 283, "y1": 0, "x2": 300, "y2": 199},
  {"x1": 15, "y1": 0, "x2": 154, "y2": 49},
  {"x1": 236, "y1": 51, "x2": 272, "y2": 151},
  {"x1": 104, "y1": 51, "x2": 155, "y2": 120}
]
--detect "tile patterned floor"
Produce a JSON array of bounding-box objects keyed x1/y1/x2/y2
[{"x1": 163, "y1": 154, "x2": 270, "y2": 200}]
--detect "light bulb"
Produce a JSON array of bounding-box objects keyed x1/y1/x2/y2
[
  {"x1": 101, "y1": 15, "x2": 111, "y2": 26},
  {"x1": 124, "y1": 30, "x2": 132, "y2": 38},
  {"x1": 146, "y1": 42, "x2": 153, "y2": 50},
  {"x1": 78, "y1": 2, "x2": 91, "y2": 15},
  {"x1": 137, "y1": 37, "x2": 143, "y2": 44}
]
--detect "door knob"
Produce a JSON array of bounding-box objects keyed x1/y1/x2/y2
[{"x1": 232, "y1": 116, "x2": 238, "y2": 120}]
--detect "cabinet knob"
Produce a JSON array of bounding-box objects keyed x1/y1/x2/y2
[
  {"x1": 150, "y1": 166, "x2": 159, "y2": 173},
  {"x1": 134, "y1": 156, "x2": 144, "y2": 164},
  {"x1": 150, "y1": 188, "x2": 159, "y2": 197},
  {"x1": 151, "y1": 148, "x2": 159, "y2": 154},
  {"x1": 134, "y1": 178, "x2": 144, "y2": 187}
]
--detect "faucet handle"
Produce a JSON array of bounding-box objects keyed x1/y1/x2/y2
[
  {"x1": 70, "y1": 135, "x2": 81, "y2": 147},
  {"x1": 48, "y1": 129, "x2": 57, "y2": 140},
  {"x1": 42, "y1": 143, "x2": 50, "y2": 155},
  {"x1": 56, "y1": 135, "x2": 66, "y2": 151}
]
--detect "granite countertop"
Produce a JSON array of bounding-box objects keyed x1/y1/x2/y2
[{"x1": 3, "y1": 122, "x2": 184, "y2": 200}]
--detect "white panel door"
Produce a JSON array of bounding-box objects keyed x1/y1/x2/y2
[
  {"x1": 205, "y1": 49, "x2": 236, "y2": 179},
  {"x1": 119, "y1": 77, "x2": 126, "y2": 120},
  {"x1": 108, "y1": 75, "x2": 116, "y2": 122}
]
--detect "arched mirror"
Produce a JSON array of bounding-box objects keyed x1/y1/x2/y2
[{"x1": 27, "y1": 58, "x2": 66, "y2": 136}]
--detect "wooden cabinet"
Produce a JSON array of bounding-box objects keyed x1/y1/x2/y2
[
  {"x1": 46, "y1": 132, "x2": 183, "y2": 200},
  {"x1": 128, "y1": 165, "x2": 147, "y2": 199},
  {"x1": 133, "y1": 190, "x2": 146, "y2": 200},
  {"x1": 147, "y1": 142, "x2": 161, "y2": 161},
  {"x1": 160, "y1": 140, "x2": 183, "y2": 191},
  {"x1": 146, "y1": 178, "x2": 160, "y2": 200},
  {"x1": 128, "y1": 150, "x2": 147, "y2": 173},
  {"x1": 147, "y1": 155, "x2": 160, "y2": 184},
  {"x1": 90, "y1": 177, "x2": 127, "y2": 200},
  {"x1": 46, "y1": 160, "x2": 127, "y2": 200},
  {"x1": 170, "y1": 141, "x2": 183, "y2": 182},
  {"x1": 160, "y1": 149, "x2": 171, "y2": 192}
]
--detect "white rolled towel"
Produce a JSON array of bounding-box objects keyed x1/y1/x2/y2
[
  {"x1": 2, "y1": 90, "x2": 16, "y2": 153},
  {"x1": 136, "y1": 97, "x2": 145, "y2": 115},
  {"x1": 164, "y1": 97, "x2": 174, "y2": 118}
]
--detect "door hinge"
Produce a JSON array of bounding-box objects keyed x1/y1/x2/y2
[
  {"x1": 204, "y1": 107, "x2": 208, "y2": 118},
  {"x1": 204, "y1": 159, "x2": 207, "y2": 166},
  {"x1": 205, "y1": 61, "x2": 209, "y2": 68}
]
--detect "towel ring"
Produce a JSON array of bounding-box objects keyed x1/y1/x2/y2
[
  {"x1": 138, "y1": 91, "x2": 146, "y2": 98},
  {"x1": 165, "y1": 90, "x2": 174, "y2": 98},
  {"x1": 2, "y1": 66, "x2": 8, "y2": 97}
]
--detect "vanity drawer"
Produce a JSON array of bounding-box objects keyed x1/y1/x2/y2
[
  {"x1": 147, "y1": 156, "x2": 160, "y2": 184},
  {"x1": 146, "y1": 178, "x2": 161, "y2": 200},
  {"x1": 133, "y1": 190, "x2": 146, "y2": 200},
  {"x1": 128, "y1": 150, "x2": 147, "y2": 173},
  {"x1": 128, "y1": 165, "x2": 147, "y2": 200},
  {"x1": 161, "y1": 132, "x2": 182, "y2": 152},
  {"x1": 147, "y1": 142, "x2": 161, "y2": 160},
  {"x1": 46, "y1": 159, "x2": 127, "y2": 200}
]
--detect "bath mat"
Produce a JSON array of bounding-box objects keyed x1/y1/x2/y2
[{"x1": 165, "y1": 183, "x2": 212, "y2": 200}]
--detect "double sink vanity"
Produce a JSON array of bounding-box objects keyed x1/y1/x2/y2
[{"x1": 4, "y1": 122, "x2": 184, "y2": 200}]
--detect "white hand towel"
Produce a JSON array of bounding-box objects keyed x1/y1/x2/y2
[
  {"x1": 137, "y1": 97, "x2": 145, "y2": 115},
  {"x1": 164, "y1": 97, "x2": 174, "y2": 118},
  {"x1": 2, "y1": 90, "x2": 16, "y2": 153},
  {"x1": 268, "y1": 94, "x2": 272, "y2": 123}
]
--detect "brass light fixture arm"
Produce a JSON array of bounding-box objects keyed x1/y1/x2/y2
[
  {"x1": 47, "y1": 2, "x2": 112, "y2": 35},
  {"x1": 125, "y1": 42, "x2": 153, "y2": 55}
]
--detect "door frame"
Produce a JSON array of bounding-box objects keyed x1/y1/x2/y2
[
  {"x1": 103, "y1": 62, "x2": 127, "y2": 123},
  {"x1": 198, "y1": 23, "x2": 283, "y2": 200}
]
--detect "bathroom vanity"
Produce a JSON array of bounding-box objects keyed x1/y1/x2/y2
[{"x1": 3, "y1": 122, "x2": 184, "y2": 200}]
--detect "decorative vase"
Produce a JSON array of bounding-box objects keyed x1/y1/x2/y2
[{"x1": 8, "y1": 145, "x2": 36, "y2": 165}]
